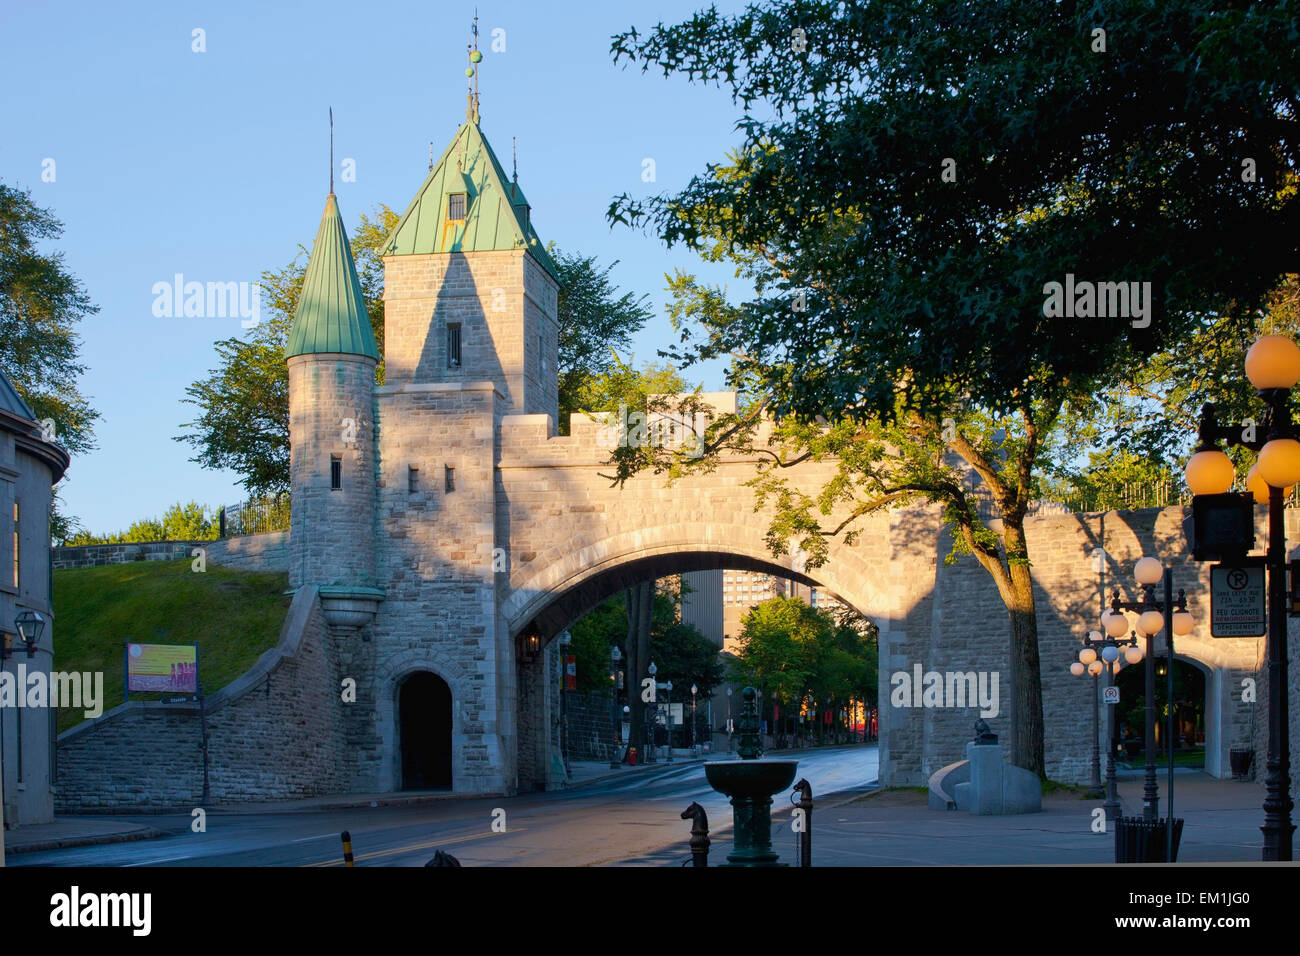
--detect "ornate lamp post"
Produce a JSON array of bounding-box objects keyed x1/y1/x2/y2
[
  {"x1": 1077, "y1": 628, "x2": 1136, "y2": 818},
  {"x1": 726, "y1": 687, "x2": 734, "y2": 752},
  {"x1": 1105, "y1": 558, "x2": 1196, "y2": 828},
  {"x1": 1067, "y1": 656, "x2": 1104, "y2": 799},
  {"x1": 609, "y1": 644, "x2": 623, "y2": 768},
  {"x1": 1183, "y1": 334, "x2": 1300, "y2": 861}
]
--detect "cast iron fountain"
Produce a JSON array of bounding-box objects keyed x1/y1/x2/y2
[{"x1": 704, "y1": 686, "x2": 798, "y2": 866}]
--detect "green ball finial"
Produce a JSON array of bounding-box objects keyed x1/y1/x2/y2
[
  {"x1": 465, "y1": 67, "x2": 475, "y2": 77},
  {"x1": 470, "y1": 50, "x2": 482, "y2": 63}
]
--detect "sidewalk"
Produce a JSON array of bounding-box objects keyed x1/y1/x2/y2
[
  {"x1": 3, "y1": 818, "x2": 167, "y2": 855},
  {"x1": 665, "y1": 771, "x2": 1275, "y2": 866}
]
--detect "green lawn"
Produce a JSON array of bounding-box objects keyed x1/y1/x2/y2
[{"x1": 51, "y1": 560, "x2": 291, "y2": 733}]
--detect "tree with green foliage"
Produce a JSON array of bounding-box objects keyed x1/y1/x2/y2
[
  {"x1": 0, "y1": 182, "x2": 101, "y2": 539},
  {"x1": 607, "y1": 0, "x2": 1299, "y2": 775},
  {"x1": 64, "y1": 500, "x2": 219, "y2": 544},
  {"x1": 732, "y1": 596, "x2": 876, "y2": 740},
  {"x1": 552, "y1": 246, "x2": 655, "y2": 433}
]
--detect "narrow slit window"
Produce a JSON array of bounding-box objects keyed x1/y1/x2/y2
[
  {"x1": 444, "y1": 465, "x2": 455, "y2": 493},
  {"x1": 448, "y1": 193, "x2": 467, "y2": 220},
  {"x1": 408, "y1": 466, "x2": 419, "y2": 493},
  {"x1": 12, "y1": 500, "x2": 18, "y2": 589},
  {"x1": 330, "y1": 455, "x2": 342, "y2": 491},
  {"x1": 448, "y1": 323, "x2": 462, "y2": 368}
]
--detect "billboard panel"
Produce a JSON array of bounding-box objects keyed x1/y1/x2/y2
[{"x1": 126, "y1": 643, "x2": 198, "y2": 693}]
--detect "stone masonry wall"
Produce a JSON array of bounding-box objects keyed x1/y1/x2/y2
[
  {"x1": 56, "y1": 585, "x2": 344, "y2": 809},
  {"x1": 52, "y1": 533, "x2": 290, "y2": 573}
]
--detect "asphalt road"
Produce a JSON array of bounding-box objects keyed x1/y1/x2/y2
[{"x1": 11, "y1": 745, "x2": 878, "y2": 867}]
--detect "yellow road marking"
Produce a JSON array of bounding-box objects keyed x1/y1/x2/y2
[{"x1": 307, "y1": 827, "x2": 524, "y2": 867}]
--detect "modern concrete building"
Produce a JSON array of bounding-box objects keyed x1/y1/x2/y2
[{"x1": 0, "y1": 367, "x2": 69, "y2": 830}]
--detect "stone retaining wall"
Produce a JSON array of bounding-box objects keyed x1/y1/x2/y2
[
  {"x1": 55, "y1": 584, "x2": 343, "y2": 809},
  {"x1": 52, "y1": 531, "x2": 290, "y2": 574}
]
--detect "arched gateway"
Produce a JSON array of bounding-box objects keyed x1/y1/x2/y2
[{"x1": 281, "y1": 101, "x2": 1270, "y2": 799}]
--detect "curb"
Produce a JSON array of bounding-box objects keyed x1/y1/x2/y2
[{"x1": 5, "y1": 826, "x2": 169, "y2": 855}]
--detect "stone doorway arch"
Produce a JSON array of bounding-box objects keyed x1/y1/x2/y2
[{"x1": 398, "y1": 671, "x2": 453, "y2": 790}]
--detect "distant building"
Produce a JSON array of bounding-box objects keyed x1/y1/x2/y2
[{"x1": 0, "y1": 368, "x2": 69, "y2": 829}]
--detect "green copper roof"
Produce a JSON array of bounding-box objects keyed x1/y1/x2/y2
[
  {"x1": 383, "y1": 122, "x2": 558, "y2": 280},
  {"x1": 285, "y1": 194, "x2": 380, "y2": 360}
]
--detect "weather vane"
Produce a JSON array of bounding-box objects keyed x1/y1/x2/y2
[{"x1": 465, "y1": 10, "x2": 482, "y2": 124}]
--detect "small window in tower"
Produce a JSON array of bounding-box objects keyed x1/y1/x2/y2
[
  {"x1": 330, "y1": 455, "x2": 342, "y2": 491},
  {"x1": 444, "y1": 465, "x2": 455, "y2": 493},
  {"x1": 448, "y1": 193, "x2": 467, "y2": 220},
  {"x1": 11, "y1": 500, "x2": 18, "y2": 589},
  {"x1": 408, "y1": 466, "x2": 419, "y2": 494},
  {"x1": 448, "y1": 323, "x2": 462, "y2": 368}
]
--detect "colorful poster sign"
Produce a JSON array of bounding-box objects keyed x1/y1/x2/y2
[{"x1": 126, "y1": 643, "x2": 197, "y2": 693}]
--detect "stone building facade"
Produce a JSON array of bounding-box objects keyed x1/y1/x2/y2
[{"x1": 0, "y1": 368, "x2": 69, "y2": 829}]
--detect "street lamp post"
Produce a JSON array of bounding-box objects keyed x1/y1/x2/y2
[
  {"x1": 1076, "y1": 628, "x2": 1136, "y2": 819},
  {"x1": 1068, "y1": 657, "x2": 1104, "y2": 798},
  {"x1": 609, "y1": 644, "x2": 623, "y2": 768},
  {"x1": 1183, "y1": 334, "x2": 1300, "y2": 861},
  {"x1": 1106, "y1": 559, "x2": 1196, "y2": 824},
  {"x1": 727, "y1": 687, "x2": 734, "y2": 752},
  {"x1": 665, "y1": 680, "x2": 673, "y2": 763}
]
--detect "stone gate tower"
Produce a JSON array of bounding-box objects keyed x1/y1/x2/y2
[{"x1": 285, "y1": 69, "x2": 562, "y2": 793}]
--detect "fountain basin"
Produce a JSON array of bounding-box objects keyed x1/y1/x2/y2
[
  {"x1": 704, "y1": 760, "x2": 798, "y2": 797},
  {"x1": 704, "y1": 759, "x2": 799, "y2": 866}
]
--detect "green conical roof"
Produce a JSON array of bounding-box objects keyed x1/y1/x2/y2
[
  {"x1": 286, "y1": 194, "x2": 380, "y2": 360},
  {"x1": 383, "y1": 122, "x2": 558, "y2": 280}
]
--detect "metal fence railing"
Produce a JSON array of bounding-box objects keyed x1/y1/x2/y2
[
  {"x1": 217, "y1": 494, "x2": 290, "y2": 537},
  {"x1": 1033, "y1": 480, "x2": 1300, "y2": 514}
]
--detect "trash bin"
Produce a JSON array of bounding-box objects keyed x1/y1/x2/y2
[{"x1": 1114, "y1": 816, "x2": 1184, "y2": 862}]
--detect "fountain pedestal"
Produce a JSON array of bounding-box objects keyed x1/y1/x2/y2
[{"x1": 701, "y1": 686, "x2": 798, "y2": 867}]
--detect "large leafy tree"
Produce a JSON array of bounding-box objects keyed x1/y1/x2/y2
[
  {"x1": 552, "y1": 247, "x2": 655, "y2": 432},
  {"x1": 607, "y1": 0, "x2": 1299, "y2": 775},
  {"x1": 732, "y1": 595, "x2": 877, "y2": 737},
  {"x1": 0, "y1": 182, "x2": 100, "y2": 538}
]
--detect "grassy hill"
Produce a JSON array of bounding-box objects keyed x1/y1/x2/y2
[{"x1": 51, "y1": 560, "x2": 291, "y2": 733}]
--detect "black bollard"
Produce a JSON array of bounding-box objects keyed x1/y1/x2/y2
[
  {"x1": 793, "y1": 778, "x2": 813, "y2": 867},
  {"x1": 681, "y1": 801, "x2": 710, "y2": 867},
  {"x1": 340, "y1": 830, "x2": 355, "y2": 867}
]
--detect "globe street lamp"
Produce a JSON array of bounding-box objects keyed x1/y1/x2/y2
[
  {"x1": 1106, "y1": 559, "x2": 1195, "y2": 829},
  {"x1": 1079, "y1": 628, "x2": 1137, "y2": 818},
  {"x1": 1067, "y1": 656, "x2": 1104, "y2": 799},
  {"x1": 1183, "y1": 333, "x2": 1300, "y2": 861}
]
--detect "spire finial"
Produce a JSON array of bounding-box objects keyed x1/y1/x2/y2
[
  {"x1": 329, "y1": 107, "x2": 334, "y2": 195},
  {"x1": 465, "y1": 10, "x2": 481, "y2": 124},
  {"x1": 429, "y1": 141, "x2": 434, "y2": 172}
]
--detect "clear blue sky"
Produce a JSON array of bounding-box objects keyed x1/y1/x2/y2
[{"x1": 0, "y1": 0, "x2": 754, "y2": 534}]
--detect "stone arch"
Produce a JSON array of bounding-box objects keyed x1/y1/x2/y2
[
  {"x1": 500, "y1": 522, "x2": 904, "y2": 643},
  {"x1": 375, "y1": 648, "x2": 471, "y2": 793}
]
